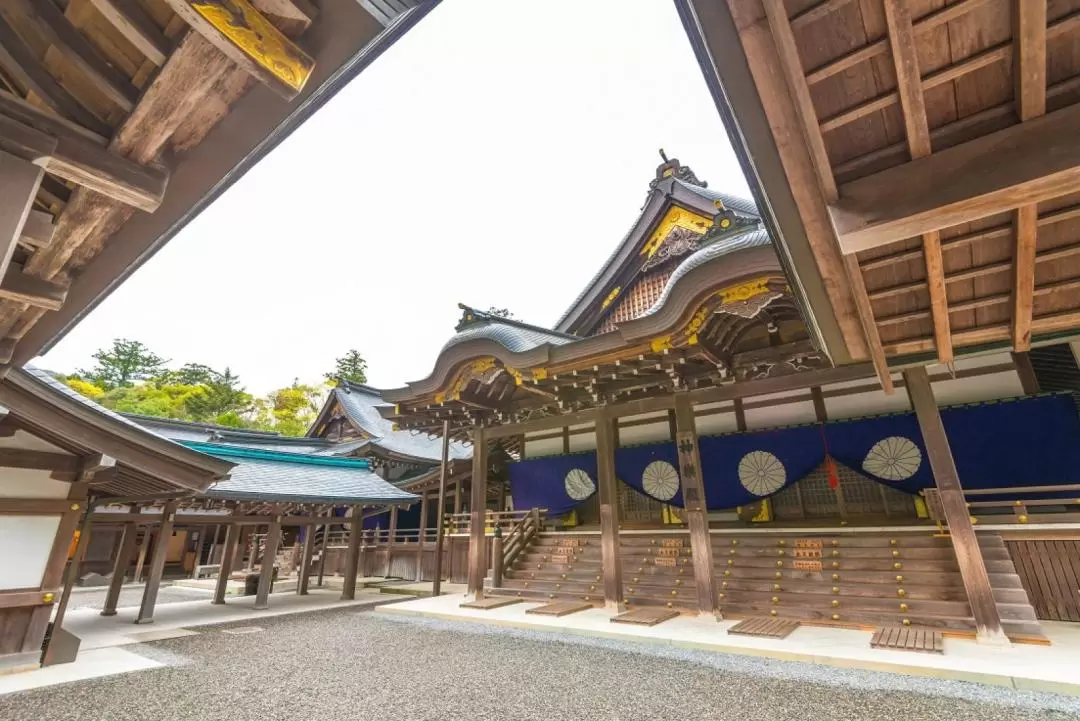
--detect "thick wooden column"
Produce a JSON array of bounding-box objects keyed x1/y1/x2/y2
[
  {"x1": 340, "y1": 506, "x2": 363, "y2": 600},
  {"x1": 254, "y1": 515, "x2": 282, "y2": 610},
  {"x1": 904, "y1": 366, "x2": 1008, "y2": 644},
  {"x1": 135, "y1": 500, "x2": 178, "y2": 624},
  {"x1": 417, "y1": 493, "x2": 429, "y2": 581},
  {"x1": 595, "y1": 409, "x2": 624, "y2": 612},
  {"x1": 101, "y1": 512, "x2": 140, "y2": 616},
  {"x1": 432, "y1": 421, "x2": 451, "y2": 597},
  {"x1": 465, "y1": 425, "x2": 489, "y2": 601},
  {"x1": 213, "y1": 524, "x2": 240, "y2": 604},
  {"x1": 453, "y1": 477, "x2": 463, "y2": 516},
  {"x1": 132, "y1": 529, "x2": 151, "y2": 583},
  {"x1": 673, "y1": 393, "x2": 720, "y2": 618},
  {"x1": 297, "y1": 523, "x2": 316, "y2": 595}
]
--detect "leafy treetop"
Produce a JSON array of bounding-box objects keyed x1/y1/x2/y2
[{"x1": 325, "y1": 349, "x2": 368, "y2": 386}]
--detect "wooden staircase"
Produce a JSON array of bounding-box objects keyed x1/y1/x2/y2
[{"x1": 486, "y1": 530, "x2": 1044, "y2": 639}]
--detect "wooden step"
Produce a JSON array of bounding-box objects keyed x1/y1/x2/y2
[
  {"x1": 460, "y1": 596, "x2": 523, "y2": 610},
  {"x1": 870, "y1": 626, "x2": 944, "y2": 654},
  {"x1": 526, "y1": 600, "x2": 594, "y2": 617},
  {"x1": 727, "y1": 617, "x2": 800, "y2": 638},
  {"x1": 611, "y1": 608, "x2": 680, "y2": 626}
]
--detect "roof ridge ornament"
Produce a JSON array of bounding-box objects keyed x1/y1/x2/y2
[{"x1": 650, "y1": 149, "x2": 706, "y2": 190}]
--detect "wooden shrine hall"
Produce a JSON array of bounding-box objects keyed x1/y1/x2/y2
[
  {"x1": 380, "y1": 147, "x2": 1080, "y2": 642},
  {"x1": 0, "y1": 0, "x2": 442, "y2": 674}
]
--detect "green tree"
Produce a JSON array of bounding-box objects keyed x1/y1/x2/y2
[
  {"x1": 99, "y1": 382, "x2": 205, "y2": 419},
  {"x1": 78, "y1": 339, "x2": 167, "y2": 390},
  {"x1": 325, "y1": 349, "x2": 368, "y2": 385},
  {"x1": 253, "y1": 380, "x2": 325, "y2": 436}
]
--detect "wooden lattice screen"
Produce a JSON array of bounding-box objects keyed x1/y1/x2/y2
[
  {"x1": 596, "y1": 269, "x2": 675, "y2": 334},
  {"x1": 771, "y1": 461, "x2": 917, "y2": 520}
]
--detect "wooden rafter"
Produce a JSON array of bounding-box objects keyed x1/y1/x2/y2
[
  {"x1": 843, "y1": 254, "x2": 894, "y2": 393},
  {"x1": 830, "y1": 103, "x2": 1080, "y2": 252},
  {"x1": 87, "y1": 0, "x2": 172, "y2": 67},
  {"x1": 883, "y1": 0, "x2": 951, "y2": 364},
  {"x1": 1012, "y1": 0, "x2": 1047, "y2": 352}
]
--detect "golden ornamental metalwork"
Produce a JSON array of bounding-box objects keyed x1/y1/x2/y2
[
  {"x1": 650, "y1": 336, "x2": 673, "y2": 353},
  {"x1": 640, "y1": 207, "x2": 713, "y2": 259},
  {"x1": 531, "y1": 368, "x2": 548, "y2": 382},
  {"x1": 718, "y1": 277, "x2": 772, "y2": 304},
  {"x1": 601, "y1": 287, "x2": 621, "y2": 309},
  {"x1": 42, "y1": 592, "x2": 54, "y2": 603},
  {"x1": 191, "y1": 1, "x2": 314, "y2": 94}
]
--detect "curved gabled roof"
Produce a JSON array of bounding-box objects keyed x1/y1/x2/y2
[
  {"x1": 642, "y1": 227, "x2": 771, "y2": 317},
  {"x1": 442, "y1": 313, "x2": 577, "y2": 355}
]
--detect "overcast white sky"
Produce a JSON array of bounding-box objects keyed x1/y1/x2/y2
[{"x1": 40, "y1": 0, "x2": 749, "y2": 394}]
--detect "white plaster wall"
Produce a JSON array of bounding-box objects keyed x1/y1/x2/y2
[
  {"x1": 823, "y1": 373, "x2": 909, "y2": 419},
  {"x1": 618, "y1": 421, "x2": 671, "y2": 446},
  {"x1": 0, "y1": 430, "x2": 68, "y2": 453},
  {"x1": 696, "y1": 411, "x2": 739, "y2": 436},
  {"x1": 0, "y1": 468, "x2": 70, "y2": 499},
  {"x1": 930, "y1": 368, "x2": 1023, "y2": 405},
  {"x1": 744, "y1": 399, "x2": 818, "y2": 430},
  {"x1": 523, "y1": 437, "x2": 563, "y2": 459},
  {"x1": 0, "y1": 515, "x2": 60, "y2": 590},
  {"x1": 568, "y1": 428, "x2": 597, "y2": 453}
]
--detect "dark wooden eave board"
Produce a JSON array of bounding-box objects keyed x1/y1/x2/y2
[
  {"x1": 674, "y1": 0, "x2": 850, "y2": 365},
  {"x1": 15, "y1": 0, "x2": 443, "y2": 365}
]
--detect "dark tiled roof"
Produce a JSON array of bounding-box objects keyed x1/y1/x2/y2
[
  {"x1": 189, "y1": 443, "x2": 419, "y2": 505},
  {"x1": 129, "y1": 415, "x2": 337, "y2": 455},
  {"x1": 672, "y1": 179, "x2": 760, "y2": 217},
  {"x1": 642, "y1": 228, "x2": 772, "y2": 316},
  {"x1": 441, "y1": 319, "x2": 576, "y2": 354},
  {"x1": 333, "y1": 383, "x2": 472, "y2": 462}
]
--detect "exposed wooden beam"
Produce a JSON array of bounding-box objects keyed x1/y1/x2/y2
[
  {"x1": 1012, "y1": 0, "x2": 1046, "y2": 353},
  {"x1": 9, "y1": 0, "x2": 138, "y2": 111},
  {"x1": 0, "y1": 112, "x2": 168, "y2": 212},
  {"x1": 357, "y1": 0, "x2": 418, "y2": 27},
  {"x1": 18, "y1": 210, "x2": 55, "y2": 249},
  {"x1": 883, "y1": 0, "x2": 951, "y2": 364},
  {"x1": 0, "y1": 149, "x2": 43, "y2": 287},
  {"x1": 0, "y1": 16, "x2": 111, "y2": 137},
  {"x1": 0, "y1": 88, "x2": 107, "y2": 145},
  {"x1": 1012, "y1": 204, "x2": 1037, "y2": 351},
  {"x1": 762, "y1": 0, "x2": 838, "y2": 202},
  {"x1": 843, "y1": 254, "x2": 894, "y2": 393},
  {"x1": 83, "y1": 452, "x2": 117, "y2": 474},
  {"x1": 830, "y1": 103, "x2": 1080, "y2": 252},
  {"x1": 162, "y1": 0, "x2": 314, "y2": 100},
  {"x1": 0, "y1": 261, "x2": 67, "y2": 309},
  {"x1": 86, "y1": 0, "x2": 172, "y2": 66},
  {"x1": 0, "y1": 447, "x2": 78, "y2": 472}
]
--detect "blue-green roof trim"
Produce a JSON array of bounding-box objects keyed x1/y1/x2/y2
[{"x1": 181, "y1": 441, "x2": 372, "y2": 469}]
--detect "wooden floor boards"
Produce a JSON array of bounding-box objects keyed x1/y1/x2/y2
[
  {"x1": 459, "y1": 597, "x2": 523, "y2": 610},
  {"x1": 870, "y1": 626, "x2": 944, "y2": 654},
  {"x1": 525, "y1": 600, "x2": 594, "y2": 617},
  {"x1": 610, "y1": 608, "x2": 680, "y2": 626},
  {"x1": 727, "y1": 617, "x2": 800, "y2": 639}
]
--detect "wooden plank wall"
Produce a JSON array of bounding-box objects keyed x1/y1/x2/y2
[{"x1": 1005, "y1": 540, "x2": 1080, "y2": 622}]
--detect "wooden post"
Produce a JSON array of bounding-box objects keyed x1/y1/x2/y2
[
  {"x1": 595, "y1": 408, "x2": 625, "y2": 612},
  {"x1": 433, "y1": 421, "x2": 451, "y2": 597},
  {"x1": 491, "y1": 526, "x2": 504, "y2": 588},
  {"x1": 904, "y1": 366, "x2": 1008, "y2": 644},
  {"x1": 101, "y1": 510, "x2": 140, "y2": 616},
  {"x1": 132, "y1": 529, "x2": 151, "y2": 583},
  {"x1": 297, "y1": 523, "x2": 316, "y2": 595},
  {"x1": 453, "y1": 477, "x2": 463, "y2": 516},
  {"x1": 673, "y1": 392, "x2": 721, "y2": 618},
  {"x1": 213, "y1": 524, "x2": 240, "y2": 605},
  {"x1": 417, "y1": 493, "x2": 429, "y2": 581},
  {"x1": 135, "y1": 500, "x2": 178, "y2": 624},
  {"x1": 51, "y1": 511, "x2": 94, "y2": 633},
  {"x1": 209, "y1": 524, "x2": 222, "y2": 564},
  {"x1": 465, "y1": 424, "x2": 489, "y2": 601},
  {"x1": 386, "y1": 506, "x2": 398, "y2": 576},
  {"x1": 254, "y1": 515, "x2": 282, "y2": 610},
  {"x1": 341, "y1": 506, "x2": 363, "y2": 600}
]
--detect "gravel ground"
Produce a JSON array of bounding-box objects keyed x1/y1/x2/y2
[
  {"x1": 3, "y1": 608, "x2": 1078, "y2": 721},
  {"x1": 68, "y1": 585, "x2": 214, "y2": 611}
]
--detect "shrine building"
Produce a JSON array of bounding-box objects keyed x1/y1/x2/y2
[{"x1": 380, "y1": 154, "x2": 1080, "y2": 639}]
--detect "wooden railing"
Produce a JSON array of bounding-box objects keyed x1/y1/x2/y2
[
  {"x1": 491, "y1": 508, "x2": 542, "y2": 588},
  {"x1": 443, "y1": 509, "x2": 546, "y2": 535},
  {"x1": 923, "y1": 484, "x2": 1080, "y2": 529}
]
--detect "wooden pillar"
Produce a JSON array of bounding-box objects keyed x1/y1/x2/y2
[
  {"x1": 51, "y1": 512, "x2": 94, "y2": 633},
  {"x1": 453, "y1": 477, "x2": 463, "y2": 517},
  {"x1": 135, "y1": 500, "x2": 178, "y2": 624},
  {"x1": 595, "y1": 409, "x2": 625, "y2": 612},
  {"x1": 904, "y1": 366, "x2": 1007, "y2": 644},
  {"x1": 341, "y1": 506, "x2": 363, "y2": 600},
  {"x1": 132, "y1": 529, "x2": 151, "y2": 583},
  {"x1": 465, "y1": 425, "x2": 489, "y2": 601},
  {"x1": 101, "y1": 511, "x2": 140, "y2": 616},
  {"x1": 297, "y1": 523, "x2": 316, "y2": 595},
  {"x1": 213, "y1": 524, "x2": 240, "y2": 605},
  {"x1": 433, "y1": 421, "x2": 451, "y2": 597},
  {"x1": 673, "y1": 392, "x2": 720, "y2": 618},
  {"x1": 417, "y1": 493, "x2": 429, "y2": 581},
  {"x1": 254, "y1": 515, "x2": 282, "y2": 610}
]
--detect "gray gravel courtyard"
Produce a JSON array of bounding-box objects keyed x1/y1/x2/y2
[{"x1": 3, "y1": 607, "x2": 1078, "y2": 721}]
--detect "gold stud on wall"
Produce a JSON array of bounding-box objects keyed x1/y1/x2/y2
[
  {"x1": 899, "y1": 603, "x2": 909, "y2": 612},
  {"x1": 892, "y1": 550, "x2": 900, "y2": 558},
  {"x1": 897, "y1": 588, "x2": 907, "y2": 597},
  {"x1": 832, "y1": 600, "x2": 840, "y2": 608},
  {"x1": 770, "y1": 610, "x2": 778, "y2": 616},
  {"x1": 832, "y1": 587, "x2": 840, "y2": 594},
  {"x1": 771, "y1": 596, "x2": 779, "y2": 604},
  {"x1": 832, "y1": 561, "x2": 840, "y2": 569},
  {"x1": 776, "y1": 560, "x2": 784, "y2": 567},
  {"x1": 773, "y1": 584, "x2": 781, "y2": 591},
  {"x1": 775, "y1": 571, "x2": 782, "y2": 579},
  {"x1": 896, "y1": 575, "x2": 904, "y2": 583},
  {"x1": 832, "y1": 614, "x2": 840, "y2": 621},
  {"x1": 889, "y1": 539, "x2": 897, "y2": 546},
  {"x1": 832, "y1": 574, "x2": 840, "y2": 581},
  {"x1": 893, "y1": 562, "x2": 902, "y2": 570},
  {"x1": 902, "y1": 619, "x2": 911, "y2": 626}
]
